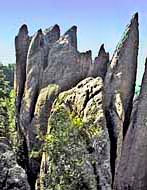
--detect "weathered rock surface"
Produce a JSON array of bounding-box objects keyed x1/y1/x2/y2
[
  {"x1": 104, "y1": 13, "x2": 139, "y2": 179},
  {"x1": 40, "y1": 77, "x2": 112, "y2": 190},
  {"x1": 0, "y1": 137, "x2": 30, "y2": 190},
  {"x1": 17, "y1": 23, "x2": 110, "y2": 156},
  {"x1": 15, "y1": 23, "x2": 111, "y2": 189},
  {"x1": 41, "y1": 26, "x2": 91, "y2": 90},
  {"x1": 114, "y1": 59, "x2": 147, "y2": 190},
  {"x1": 19, "y1": 25, "x2": 60, "y2": 150},
  {"x1": 13, "y1": 12, "x2": 146, "y2": 190}
]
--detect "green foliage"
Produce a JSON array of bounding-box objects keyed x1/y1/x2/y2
[
  {"x1": 43, "y1": 98, "x2": 103, "y2": 189},
  {"x1": 0, "y1": 64, "x2": 10, "y2": 137},
  {"x1": 0, "y1": 64, "x2": 16, "y2": 147},
  {"x1": 1, "y1": 63, "x2": 15, "y2": 89},
  {"x1": 44, "y1": 107, "x2": 86, "y2": 189},
  {"x1": 6, "y1": 90, "x2": 17, "y2": 146}
]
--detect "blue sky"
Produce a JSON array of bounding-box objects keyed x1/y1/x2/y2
[{"x1": 0, "y1": 0, "x2": 147, "y2": 84}]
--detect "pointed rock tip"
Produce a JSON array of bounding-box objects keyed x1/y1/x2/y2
[
  {"x1": 145, "y1": 57, "x2": 147, "y2": 69},
  {"x1": 98, "y1": 44, "x2": 106, "y2": 56},
  {"x1": 19, "y1": 24, "x2": 28, "y2": 34},
  {"x1": 131, "y1": 12, "x2": 138, "y2": 24},
  {"x1": 37, "y1": 29, "x2": 43, "y2": 35},
  {"x1": 52, "y1": 24, "x2": 60, "y2": 31},
  {"x1": 64, "y1": 25, "x2": 77, "y2": 48},
  {"x1": 133, "y1": 12, "x2": 138, "y2": 20},
  {"x1": 64, "y1": 25, "x2": 77, "y2": 35}
]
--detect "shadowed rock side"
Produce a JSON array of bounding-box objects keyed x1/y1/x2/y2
[
  {"x1": 114, "y1": 59, "x2": 147, "y2": 190},
  {"x1": 104, "y1": 13, "x2": 139, "y2": 180},
  {"x1": 39, "y1": 77, "x2": 112, "y2": 190},
  {"x1": 15, "y1": 24, "x2": 31, "y2": 124},
  {"x1": 0, "y1": 137, "x2": 30, "y2": 190},
  {"x1": 88, "y1": 44, "x2": 109, "y2": 80}
]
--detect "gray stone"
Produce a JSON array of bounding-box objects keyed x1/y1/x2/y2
[
  {"x1": 104, "y1": 12, "x2": 139, "y2": 178},
  {"x1": 114, "y1": 58, "x2": 147, "y2": 190},
  {"x1": 15, "y1": 24, "x2": 30, "y2": 121},
  {"x1": 0, "y1": 139, "x2": 30, "y2": 190},
  {"x1": 88, "y1": 44, "x2": 109, "y2": 79}
]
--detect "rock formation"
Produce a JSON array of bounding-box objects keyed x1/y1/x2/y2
[
  {"x1": 12, "y1": 12, "x2": 147, "y2": 190},
  {"x1": 15, "y1": 22, "x2": 110, "y2": 189},
  {"x1": 88, "y1": 44, "x2": 109, "y2": 79},
  {"x1": 114, "y1": 58, "x2": 147, "y2": 190},
  {"x1": 104, "y1": 13, "x2": 139, "y2": 180}
]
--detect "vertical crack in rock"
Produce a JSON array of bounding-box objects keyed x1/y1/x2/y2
[
  {"x1": 114, "y1": 58, "x2": 147, "y2": 190},
  {"x1": 104, "y1": 12, "x2": 139, "y2": 183}
]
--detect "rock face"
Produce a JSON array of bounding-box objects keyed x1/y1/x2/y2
[
  {"x1": 40, "y1": 77, "x2": 112, "y2": 190},
  {"x1": 15, "y1": 23, "x2": 110, "y2": 189},
  {"x1": 114, "y1": 59, "x2": 147, "y2": 190},
  {"x1": 104, "y1": 13, "x2": 139, "y2": 179},
  {"x1": 0, "y1": 137, "x2": 30, "y2": 190},
  {"x1": 15, "y1": 24, "x2": 31, "y2": 126}
]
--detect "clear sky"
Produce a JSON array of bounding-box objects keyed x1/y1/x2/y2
[{"x1": 0, "y1": 0, "x2": 147, "y2": 84}]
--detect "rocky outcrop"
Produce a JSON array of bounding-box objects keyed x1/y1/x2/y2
[
  {"x1": 0, "y1": 137, "x2": 30, "y2": 190},
  {"x1": 13, "y1": 12, "x2": 147, "y2": 190},
  {"x1": 40, "y1": 77, "x2": 112, "y2": 190},
  {"x1": 104, "y1": 13, "x2": 139, "y2": 179},
  {"x1": 114, "y1": 59, "x2": 147, "y2": 190},
  {"x1": 15, "y1": 23, "x2": 110, "y2": 189}
]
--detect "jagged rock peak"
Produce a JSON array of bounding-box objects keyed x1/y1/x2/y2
[
  {"x1": 64, "y1": 25, "x2": 77, "y2": 49},
  {"x1": 131, "y1": 12, "x2": 138, "y2": 23},
  {"x1": 44, "y1": 24, "x2": 60, "y2": 33},
  {"x1": 43, "y1": 24, "x2": 60, "y2": 44},
  {"x1": 114, "y1": 12, "x2": 138, "y2": 56},
  {"x1": 37, "y1": 28, "x2": 43, "y2": 35},
  {"x1": 18, "y1": 24, "x2": 28, "y2": 35},
  {"x1": 80, "y1": 50, "x2": 92, "y2": 57},
  {"x1": 98, "y1": 44, "x2": 106, "y2": 56},
  {"x1": 27, "y1": 29, "x2": 44, "y2": 57}
]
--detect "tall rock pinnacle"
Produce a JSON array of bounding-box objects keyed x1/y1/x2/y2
[
  {"x1": 114, "y1": 58, "x2": 147, "y2": 189},
  {"x1": 64, "y1": 25, "x2": 77, "y2": 49},
  {"x1": 104, "y1": 12, "x2": 139, "y2": 181}
]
